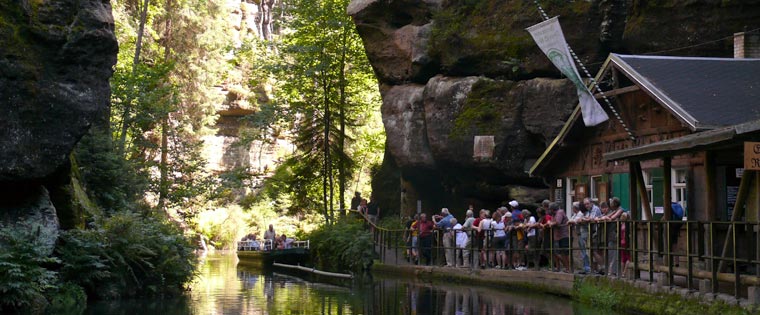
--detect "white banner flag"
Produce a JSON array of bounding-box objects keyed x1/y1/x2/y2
[{"x1": 526, "y1": 17, "x2": 608, "y2": 126}]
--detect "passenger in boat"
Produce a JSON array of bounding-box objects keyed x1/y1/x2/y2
[
  {"x1": 264, "y1": 224, "x2": 276, "y2": 250},
  {"x1": 276, "y1": 234, "x2": 287, "y2": 250}
]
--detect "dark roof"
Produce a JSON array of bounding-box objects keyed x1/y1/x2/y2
[
  {"x1": 603, "y1": 119, "x2": 760, "y2": 162},
  {"x1": 613, "y1": 54, "x2": 760, "y2": 130}
]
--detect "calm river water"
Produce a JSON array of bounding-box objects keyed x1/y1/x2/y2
[{"x1": 85, "y1": 254, "x2": 617, "y2": 315}]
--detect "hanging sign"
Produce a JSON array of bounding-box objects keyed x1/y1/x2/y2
[
  {"x1": 744, "y1": 142, "x2": 760, "y2": 170},
  {"x1": 526, "y1": 17, "x2": 609, "y2": 126}
]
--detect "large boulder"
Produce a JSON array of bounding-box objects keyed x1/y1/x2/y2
[
  {"x1": 349, "y1": 0, "x2": 760, "y2": 215},
  {"x1": 0, "y1": 0, "x2": 118, "y2": 182}
]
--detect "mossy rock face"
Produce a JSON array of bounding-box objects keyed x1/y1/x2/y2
[
  {"x1": 0, "y1": 0, "x2": 117, "y2": 182},
  {"x1": 428, "y1": 0, "x2": 601, "y2": 78}
]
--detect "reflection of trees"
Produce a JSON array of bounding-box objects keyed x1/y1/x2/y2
[{"x1": 91, "y1": 255, "x2": 608, "y2": 315}]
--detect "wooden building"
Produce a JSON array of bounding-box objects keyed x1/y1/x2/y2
[{"x1": 530, "y1": 54, "x2": 760, "y2": 221}]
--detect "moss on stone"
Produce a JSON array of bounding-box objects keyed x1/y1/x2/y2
[
  {"x1": 428, "y1": 0, "x2": 594, "y2": 77},
  {"x1": 451, "y1": 78, "x2": 515, "y2": 138}
]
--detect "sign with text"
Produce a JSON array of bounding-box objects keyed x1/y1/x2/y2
[{"x1": 744, "y1": 142, "x2": 760, "y2": 170}]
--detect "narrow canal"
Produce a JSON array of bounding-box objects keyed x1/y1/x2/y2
[{"x1": 85, "y1": 254, "x2": 618, "y2": 315}]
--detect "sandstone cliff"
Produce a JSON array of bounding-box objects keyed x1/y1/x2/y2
[
  {"x1": 0, "y1": 0, "x2": 117, "y2": 230},
  {"x1": 349, "y1": 0, "x2": 760, "y2": 214}
]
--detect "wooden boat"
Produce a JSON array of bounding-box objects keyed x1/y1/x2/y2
[{"x1": 237, "y1": 240, "x2": 311, "y2": 267}]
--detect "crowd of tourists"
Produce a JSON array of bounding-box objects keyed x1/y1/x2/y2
[{"x1": 403, "y1": 197, "x2": 632, "y2": 275}]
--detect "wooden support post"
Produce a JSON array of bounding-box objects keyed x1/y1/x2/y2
[
  {"x1": 705, "y1": 152, "x2": 717, "y2": 221},
  {"x1": 664, "y1": 157, "x2": 673, "y2": 221},
  {"x1": 718, "y1": 170, "x2": 756, "y2": 272},
  {"x1": 629, "y1": 162, "x2": 640, "y2": 279},
  {"x1": 633, "y1": 161, "x2": 653, "y2": 220}
]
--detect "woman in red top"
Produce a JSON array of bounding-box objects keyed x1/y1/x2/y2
[{"x1": 417, "y1": 213, "x2": 435, "y2": 265}]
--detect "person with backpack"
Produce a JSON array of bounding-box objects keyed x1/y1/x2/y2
[{"x1": 669, "y1": 202, "x2": 685, "y2": 252}]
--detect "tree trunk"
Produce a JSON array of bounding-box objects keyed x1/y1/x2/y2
[
  {"x1": 337, "y1": 27, "x2": 349, "y2": 217},
  {"x1": 157, "y1": 0, "x2": 173, "y2": 212},
  {"x1": 118, "y1": 0, "x2": 150, "y2": 156}
]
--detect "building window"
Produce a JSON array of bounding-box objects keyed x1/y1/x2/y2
[
  {"x1": 590, "y1": 175, "x2": 602, "y2": 202},
  {"x1": 672, "y1": 168, "x2": 687, "y2": 217}
]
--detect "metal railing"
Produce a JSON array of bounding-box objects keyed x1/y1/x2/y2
[
  {"x1": 362, "y1": 213, "x2": 760, "y2": 299},
  {"x1": 237, "y1": 239, "x2": 310, "y2": 251}
]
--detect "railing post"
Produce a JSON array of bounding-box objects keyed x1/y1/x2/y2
[
  {"x1": 633, "y1": 220, "x2": 639, "y2": 280},
  {"x1": 550, "y1": 226, "x2": 554, "y2": 271},
  {"x1": 667, "y1": 221, "x2": 673, "y2": 286},
  {"x1": 734, "y1": 222, "x2": 740, "y2": 299},
  {"x1": 569, "y1": 223, "x2": 573, "y2": 273},
  {"x1": 648, "y1": 221, "x2": 653, "y2": 283},
  {"x1": 394, "y1": 229, "x2": 398, "y2": 266},
  {"x1": 710, "y1": 222, "x2": 718, "y2": 294},
  {"x1": 687, "y1": 221, "x2": 693, "y2": 290}
]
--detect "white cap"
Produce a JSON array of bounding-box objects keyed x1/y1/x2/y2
[{"x1": 509, "y1": 200, "x2": 519, "y2": 208}]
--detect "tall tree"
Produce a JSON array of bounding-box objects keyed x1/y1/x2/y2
[{"x1": 271, "y1": 0, "x2": 380, "y2": 222}]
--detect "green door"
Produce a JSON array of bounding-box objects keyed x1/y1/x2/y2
[
  {"x1": 650, "y1": 168, "x2": 664, "y2": 220},
  {"x1": 611, "y1": 173, "x2": 630, "y2": 216}
]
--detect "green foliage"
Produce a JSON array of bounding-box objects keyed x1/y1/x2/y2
[
  {"x1": 75, "y1": 129, "x2": 149, "y2": 213},
  {"x1": 0, "y1": 223, "x2": 60, "y2": 311},
  {"x1": 56, "y1": 212, "x2": 197, "y2": 300},
  {"x1": 305, "y1": 216, "x2": 373, "y2": 272},
  {"x1": 573, "y1": 277, "x2": 757, "y2": 315}
]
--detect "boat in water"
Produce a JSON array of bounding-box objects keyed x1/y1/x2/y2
[{"x1": 237, "y1": 239, "x2": 311, "y2": 267}]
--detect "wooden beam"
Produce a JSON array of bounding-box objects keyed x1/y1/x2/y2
[
  {"x1": 633, "y1": 161, "x2": 653, "y2": 220},
  {"x1": 629, "y1": 162, "x2": 639, "y2": 220},
  {"x1": 664, "y1": 157, "x2": 673, "y2": 221},
  {"x1": 718, "y1": 170, "x2": 756, "y2": 272},
  {"x1": 705, "y1": 151, "x2": 717, "y2": 221},
  {"x1": 595, "y1": 85, "x2": 640, "y2": 99}
]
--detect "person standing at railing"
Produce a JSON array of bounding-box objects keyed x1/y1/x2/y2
[
  {"x1": 569, "y1": 202, "x2": 590, "y2": 274},
  {"x1": 453, "y1": 218, "x2": 467, "y2": 268},
  {"x1": 508, "y1": 201, "x2": 524, "y2": 269},
  {"x1": 522, "y1": 209, "x2": 538, "y2": 270},
  {"x1": 548, "y1": 202, "x2": 570, "y2": 273},
  {"x1": 434, "y1": 208, "x2": 455, "y2": 267},
  {"x1": 475, "y1": 210, "x2": 493, "y2": 268},
  {"x1": 460, "y1": 209, "x2": 475, "y2": 268},
  {"x1": 366, "y1": 195, "x2": 380, "y2": 226},
  {"x1": 418, "y1": 213, "x2": 435, "y2": 265},
  {"x1": 598, "y1": 197, "x2": 627, "y2": 276},
  {"x1": 491, "y1": 212, "x2": 508, "y2": 269},
  {"x1": 669, "y1": 202, "x2": 685, "y2": 252},
  {"x1": 583, "y1": 198, "x2": 603, "y2": 273},
  {"x1": 351, "y1": 191, "x2": 362, "y2": 210},
  {"x1": 537, "y1": 200, "x2": 552, "y2": 268},
  {"x1": 405, "y1": 214, "x2": 419, "y2": 263},
  {"x1": 620, "y1": 212, "x2": 631, "y2": 278}
]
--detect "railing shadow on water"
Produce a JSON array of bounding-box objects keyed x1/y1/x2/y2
[{"x1": 355, "y1": 210, "x2": 760, "y2": 300}]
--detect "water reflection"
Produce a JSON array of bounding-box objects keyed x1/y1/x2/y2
[{"x1": 85, "y1": 254, "x2": 616, "y2": 315}]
